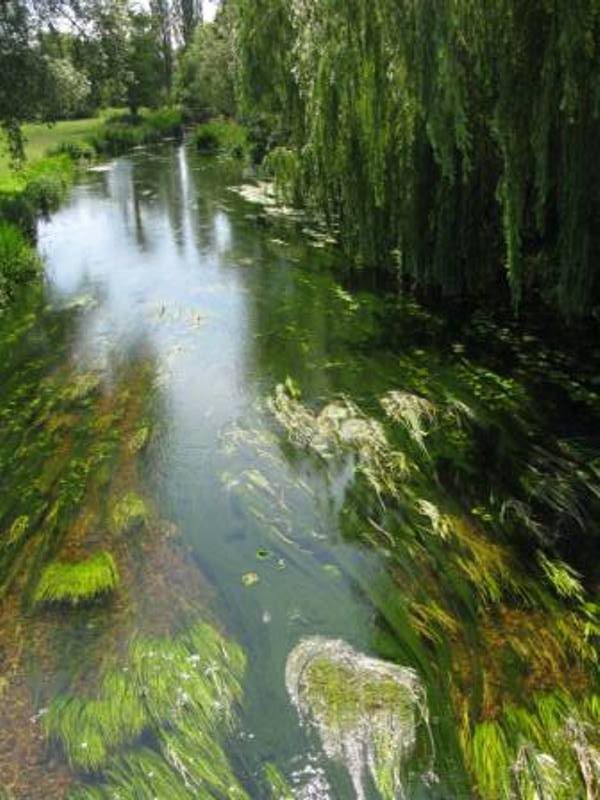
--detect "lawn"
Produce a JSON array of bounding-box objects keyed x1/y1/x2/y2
[{"x1": 0, "y1": 112, "x2": 119, "y2": 181}]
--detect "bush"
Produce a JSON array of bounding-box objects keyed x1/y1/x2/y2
[
  {"x1": 240, "y1": 111, "x2": 289, "y2": 164},
  {"x1": 90, "y1": 108, "x2": 183, "y2": 156},
  {"x1": 23, "y1": 155, "x2": 75, "y2": 214},
  {"x1": 193, "y1": 119, "x2": 248, "y2": 158},
  {"x1": 47, "y1": 140, "x2": 95, "y2": 162},
  {"x1": 0, "y1": 221, "x2": 41, "y2": 306}
]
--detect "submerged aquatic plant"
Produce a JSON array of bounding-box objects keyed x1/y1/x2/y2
[
  {"x1": 33, "y1": 551, "x2": 119, "y2": 606},
  {"x1": 268, "y1": 383, "x2": 409, "y2": 502},
  {"x1": 263, "y1": 763, "x2": 294, "y2": 799},
  {"x1": 286, "y1": 636, "x2": 431, "y2": 800},
  {"x1": 49, "y1": 621, "x2": 247, "y2": 796},
  {"x1": 380, "y1": 391, "x2": 437, "y2": 452},
  {"x1": 110, "y1": 491, "x2": 149, "y2": 535}
]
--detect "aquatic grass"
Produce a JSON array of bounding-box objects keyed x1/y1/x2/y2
[
  {"x1": 128, "y1": 425, "x2": 150, "y2": 453},
  {"x1": 537, "y1": 551, "x2": 584, "y2": 601},
  {"x1": 45, "y1": 672, "x2": 147, "y2": 771},
  {"x1": 33, "y1": 551, "x2": 119, "y2": 607},
  {"x1": 110, "y1": 492, "x2": 149, "y2": 535},
  {"x1": 268, "y1": 384, "x2": 410, "y2": 502},
  {"x1": 468, "y1": 721, "x2": 513, "y2": 800},
  {"x1": 160, "y1": 718, "x2": 249, "y2": 798},
  {"x1": 263, "y1": 763, "x2": 294, "y2": 799},
  {"x1": 380, "y1": 391, "x2": 437, "y2": 452},
  {"x1": 51, "y1": 621, "x2": 247, "y2": 791}
]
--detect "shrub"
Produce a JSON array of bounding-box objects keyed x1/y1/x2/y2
[
  {"x1": 0, "y1": 221, "x2": 41, "y2": 306},
  {"x1": 47, "y1": 140, "x2": 95, "y2": 162},
  {"x1": 240, "y1": 111, "x2": 289, "y2": 164},
  {"x1": 90, "y1": 108, "x2": 183, "y2": 156},
  {"x1": 23, "y1": 155, "x2": 74, "y2": 214},
  {"x1": 193, "y1": 119, "x2": 248, "y2": 158}
]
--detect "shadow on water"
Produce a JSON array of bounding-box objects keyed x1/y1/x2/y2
[{"x1": 0, "y1": 142, "x2": 598, "y2": 799}]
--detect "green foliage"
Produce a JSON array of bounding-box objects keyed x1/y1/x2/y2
[
  {"x1": 44, "y1": 57, "x2": 92, "y2": 119},
  {"x1": 46, "y1": 140, "x2": 95, "y2": 163},
  {"x1": 233, "y1": 0, "x2": 600, "y2": 317},
  {"x1": 0, "y1": 221, "x2": 40, "y2": 306},
  {"x1": 126, "y1": 12, "x2": 167, "y2": 114},
  {"x1": 262, "y1": 147, "x2": 302, "y2": 205},
  {"x1": 0, "y1": 153, "x2": 74, "y2": 240},
  {"x1": 33, "y1": 551, "x2": 120, "y2": 606},
  {"x1": 22, "y1": 154, "x2": 74, "y2": 214},
  {"x1": 193, "y1": 119, "x2": 249, "y2": 158},
  {"x1": 176, "y1": 12, "x2": 236, "y2": 120},
  {"x1": 89, "y1": 108, "x2": 183, "y2": 156}
]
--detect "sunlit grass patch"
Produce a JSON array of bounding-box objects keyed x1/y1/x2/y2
[{"x1": 33, "y1": 551, "x2": 119, "y2": 606}]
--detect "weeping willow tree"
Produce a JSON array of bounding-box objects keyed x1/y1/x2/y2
[{"x1": 232, "y1": 0, "x2": 600, "y2": 317}]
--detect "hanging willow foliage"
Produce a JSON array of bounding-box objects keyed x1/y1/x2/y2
[{"x1": 232, "y1": 0, "x2": 600, "y2": 317}]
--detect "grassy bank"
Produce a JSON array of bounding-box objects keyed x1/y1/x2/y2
[
  {"x1": 0, "y1": 108, "x2": 183, "y2": 307},
  {"x1": 0, "y1": 117, "x2": 104, "y2": 181}
]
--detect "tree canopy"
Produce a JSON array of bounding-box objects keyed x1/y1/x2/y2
[{"x1": 232, "y1": 0, "x2": 600, "y2": 317}]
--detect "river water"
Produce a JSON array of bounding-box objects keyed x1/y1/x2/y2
[{"x1": 0, "y1": 143, "x2": 598, "y2": 799}]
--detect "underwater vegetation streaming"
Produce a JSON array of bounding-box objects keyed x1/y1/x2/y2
[
  {"x1": 1, "y1": 145, "x2": 600, "y2": 800},
  {"x1": 33, "y1": 551, "x2": 119, "y2": 606},
  {"x1": 47, "y1": 622, "x2": 248, "y2": 798},
  {"x1": 263, "y1": 370, "x2": 600, "y2": 798}
]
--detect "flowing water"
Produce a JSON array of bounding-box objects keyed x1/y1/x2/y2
[{"x1": 1, "y1": 143, "x2": 599, "y2": 799}]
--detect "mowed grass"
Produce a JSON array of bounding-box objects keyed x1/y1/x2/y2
[{"x1": 0, "y1": 112, "x2": 122, "y2": 182}]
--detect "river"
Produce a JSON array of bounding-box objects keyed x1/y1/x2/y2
[{"x1": 0, "y1": 142, "x2": 598, "y2": 799}]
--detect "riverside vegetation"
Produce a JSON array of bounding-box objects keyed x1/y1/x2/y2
[
  {"x1": 0, "y1": 142, "x2": 596, "y2": 798},
  {"x1": 0, "y1": 1, "x2": 599, "y2": 799}
]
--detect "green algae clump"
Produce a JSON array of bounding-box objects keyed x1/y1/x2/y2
[
  {"x1": 110, "y1": 491, "x2": 149, "y2": 534},
  {"x1": 33, "y1": 551, "x2": 119, "y2": 606},
  {"x1": 286, "y1": 637, "x2": 430, "y2": 800}
]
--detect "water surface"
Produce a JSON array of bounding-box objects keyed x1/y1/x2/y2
[{"x1": 1, "y1": 142, "x2": 598, "y2": 799}]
